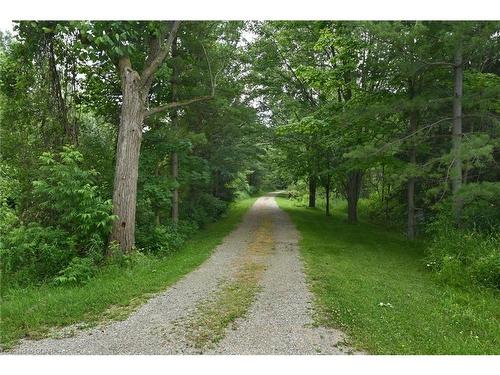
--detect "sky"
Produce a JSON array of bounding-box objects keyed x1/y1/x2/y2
[{"x1": 0, "y1": 20, "x2": 13, "y2": 33}]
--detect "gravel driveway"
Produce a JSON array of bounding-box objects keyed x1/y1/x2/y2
[{"x1": 8, "y1": 193, "x2": 356, "y2": 355}]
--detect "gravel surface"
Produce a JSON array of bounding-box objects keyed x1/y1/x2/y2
[
  {"x1": 8, "y1": 194, "x2": 357, "y2": 355},
  {"x1": 207, "y1": 194, "x2": 351, "y2": 354}
]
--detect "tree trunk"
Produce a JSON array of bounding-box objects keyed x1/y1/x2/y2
[
  {"x1": 346, "y1": 170, "x2": 362, "y2": 224},
  {"x1": 381, "y1": 164, "x2": 390, "y2": 221},
  {"x1": 154, "y1": 163, "x2": 161, "y2": 226},
  {"x1": 46, "y1": 34, "x2": 77, "y2": 145},
  {"x1": 171, "y1": 152, "x2": 179, "y2": 223},
  {"x1": 308, "y1": 176, "x2": 317, "y2": 208},
  {"x1": 108, "y1": 22, "x2": 210, "y2": 253},
  {"x1": 325, "y1": 179, "x2": 331, "y2": 216},
  {"x1": 110, "y1": 57, "x2": 144, "y2": 253},
  {"x1": 109, "y1": 22, "x2": 180, "y2": 253},
  {"x1": 170, "y1": 36, "x2": 179, "y2": 224},
  {"x1": 407, "y1": 174, "x2": 416, "y2": 239},
  {"x1": 452, "y1": 40, "x2": 463, "y2": 224},
  {"x1": 407, "y1": 81, "x2": 418, "y2": 240}
]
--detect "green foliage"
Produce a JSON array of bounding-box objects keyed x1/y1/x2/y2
[
  {"x1": 426, "y1": 208, "x2": 500, "y2": 289},
  {"x1": 358, "y1": 193, "x2": 407, "y2": 228},
  {"x1": 226, "y1": 170, "x2": 254, "y2": 199},
  {"x1": 2, "y1": 21, "x2": 265, "y2": 293},
  {"x1": 136, "y1": 221, "x2": 198, "y2": 255},
  {"x1": 254, "y1": 20, "x2": 499, "y2": 296},
  {"x1": 182, "y1": 193, "x2": 229, "y2": 227},
  {"x1": 1, "y1": 148, "x2": 115, "y2": 288},
  {"x1": 1, "y1": 19, "x2": 499, "y2": 354},
  {"x1": 0, "y1": 164, "x2": 19, "y2": 237},
  {"x1": 0, "y1": 197, "x2": 256, "y2": 349},
  {"x1": 53, "y1": 256, "x2": 97, "y2": 286},
  {"x1": 458, "y1": 182, "x2": 500, "y2": 231},
  {"x1": 32, "y1": 146, "x2": 116, "y2": 245},
  {"x1": 1, "y1": 224, "x2": 77, "y2": 287}
]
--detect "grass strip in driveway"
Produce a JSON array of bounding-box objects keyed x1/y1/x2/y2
[{"x1": 179, "y1": 217, "x2": 274, "y2": 351}]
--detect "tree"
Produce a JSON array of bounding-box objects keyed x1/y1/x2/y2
[
  {"x1": 83, "y1": 21, "x2": 214, "y2": 253},
  {"x1": 451, "y1": 37, "x2": 464, "y2": 224}
]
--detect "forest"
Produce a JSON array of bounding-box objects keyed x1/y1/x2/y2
[{"x1": 0, "y1": 21, "x2": 499, "y2": 354}]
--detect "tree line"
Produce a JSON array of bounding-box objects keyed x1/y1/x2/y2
[
  {"x1": 0, "y1": 21, "x2": 268, "y2": 287},
  {"x1": 247, "y1": 21, "x2": 499, "y2": 288},
  {"x1": 1, "y1": 21, "x2": 498, "y2": 290}
]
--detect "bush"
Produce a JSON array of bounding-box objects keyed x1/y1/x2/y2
[
  {"x1": 1, "y1": 223, "x2": 77, "y2": 286},
  {"x1": 136, "y1": 220, "x2": 198, "y2": 255},
  {"x1": 0, "y1": 163, "x2": 19, "y2": 239},
  {"x1": 426, "y1": 210, "x2": 500, "y2": 289},
  {"x1": 1, "y1": 147, "x2": 115, "y2": 289},
  {"x1": 458, "y1": 182, "x2": 500, "y2": 231},
  {"x1": 182, "y1": 193, "x2": 228, "y2": 227},
  {"x1": 31, "y1": 146, "x2": 116, "y2": 252},
  {"x1": 53, "y1": 256, "x2": 97, "y2": 285},
  {"x1": 226, "y1": 171, "x2": 252, "y2": 199},
  {"x1": 360, "y1": 192, "x2": 407, "y2": 229}
]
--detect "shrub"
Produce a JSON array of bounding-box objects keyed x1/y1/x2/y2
[
  {"x1": 136, "y1": 220, "x2": 198, "y2": 255},
  {"x1": 360, "y1": 192, "x2": 407, "y2": 229},
  {"x1": 182, "y1": 193, "x2": 228, "y2": 227},
  {"x1": 53, "y1": 256, "x2": 97, "y2": 285},
  {"x1": 1, "y1": 223, "x2": 77, "y2": 286},
  {"x1": 458, "y1": 182, "x2": 500, "y2": 231},
  {"x1": 31, "y1": 146, "x2": 116, "y2": 253},
  {"x1": 1, "y1": 147, "x2": 115, "y2": 288},
  {"x1": 426, "y1": 210, "x2": 500, "y2": 289},
  {"x1": 227, "y1": 171, "x2": 252, "y2": 199},
  {"x1": 0, "y1": 163, "x2": 19, "y2": 239}
]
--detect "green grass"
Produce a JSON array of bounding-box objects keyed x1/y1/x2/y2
[
  {"x1": 181, "y1": 262, "x2": 265, "y2": 351},
  {"x1": 0, "y1": 197, "x2": 257, "y2": 350},
  {"x1": 277, "y1": 197, "x2": 500, "y2": 354}
]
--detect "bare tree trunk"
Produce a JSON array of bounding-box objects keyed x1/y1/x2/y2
[
  {"x1": 452, "y1": 41, "x2": 464, "y2": 224},
  {"x1": 308, "y1": 176, "x2": 317, "y2": 208},
  {"x1": 46, "y1": 34, "x2": 76, "y2": 145},
  {"x1": 170, "y1": 36, "x2": 179, "y2": 224},
  {"x1": 407, "y1": 82, "x2": 418, "y2": 240},
  {"x1": 325, "y1": 179, "x2": 331, "y2": 216},
  {"x1": 110, "y1": 57, "x2": 144, "y2": 253},
  {"x1": 407, "y1": 174, "x2": 416, "y2": 239},
  {"x1": 154, "y1": 163, "x2": 161, "y2": 226},
  {"x1": 346, "y1": 170, "x2": 362, "y2": 224},
  {"x1": 171, "y1": 152, "x2": 179, "y2": 223},
  {"x1": 381, "y1": 164, "x2": 390, "y2": 221}
]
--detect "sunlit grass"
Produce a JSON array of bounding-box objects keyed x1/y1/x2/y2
[{"x1": 277, "y1": 197, "x2": 500, "y2": 354}]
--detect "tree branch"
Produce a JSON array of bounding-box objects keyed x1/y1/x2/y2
[
  {"x1": 372, "y1": 117, "x2": 453, "y2": 155},
  {"x1": 144, "y1": 95, "x2": 214, "y2": 118},
  {"x1": 273, "y1": 41, "x2": 317, "y2": 106},
  {"x1": 415, "y1": 60, "x2": 455, "y2": 75},
  {"x1": 140, "y1": 21, "x2": 181, "y2": 88},
  {"x1": 201, "y1": 44, "x2": 216, "y2": 96}
]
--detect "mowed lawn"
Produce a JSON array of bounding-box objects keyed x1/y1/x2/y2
[
  {"x1": 277, "y1": 197, "x2": 500, "y2": 354},
  {"x1": 0, "y1": 197, "x2": 257, "y2": 350}
]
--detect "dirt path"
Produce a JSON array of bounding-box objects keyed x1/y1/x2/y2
[{"x1": 9, "y1": 194, "x2": 355, "y2": 355}]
